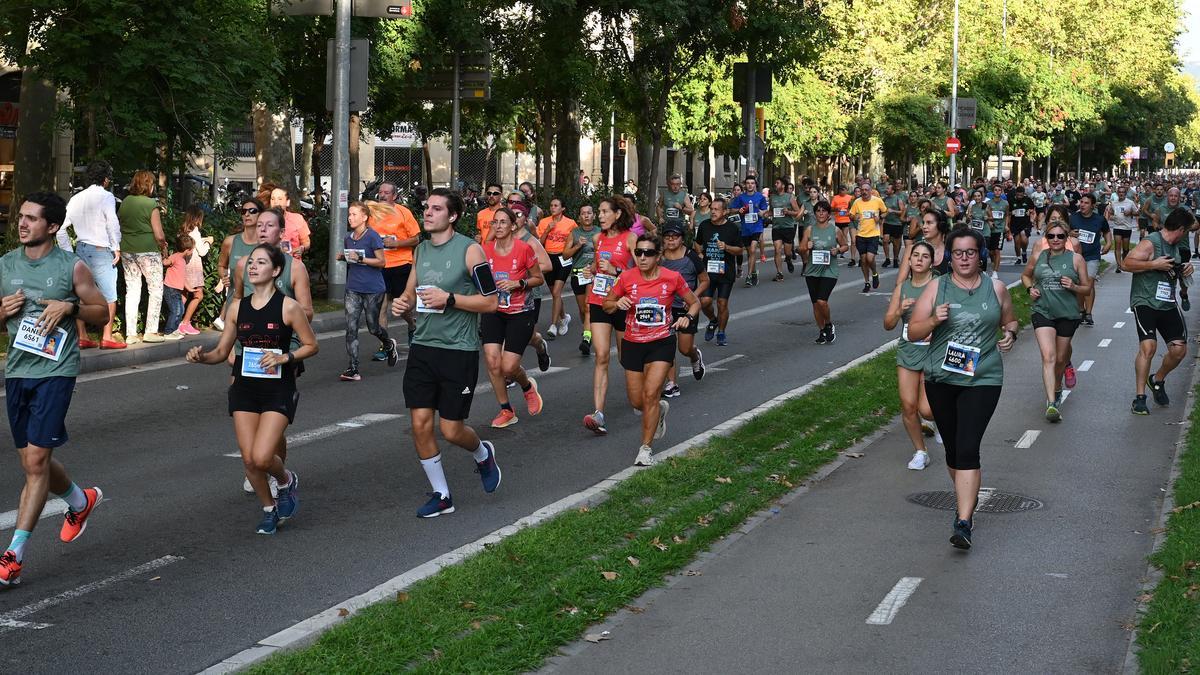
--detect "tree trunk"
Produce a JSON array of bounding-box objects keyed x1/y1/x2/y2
[
  {"x1": 635, "y1": 137, "x2": 653, "y2": 206},
  {"x1": 252, "y1": 102, "x2": 270, "y2": 187},
  {"x1": 268, "y1": 111, "x2": 296, "y2": 192},
  {"x1": 554, "y1": 97, "x2": 580, "y2": 197},
  {"x1": 300, "y1": 124, "x2": 314, "y2": 197},
  {"x1": 349, "y1": 112, "x2": 361, "y2": 199},
  {"x1": 6, "y1": 65, "x2": 59, "y2": 245}
]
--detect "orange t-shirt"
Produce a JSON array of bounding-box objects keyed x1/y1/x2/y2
[
  {"x1": 370, "y1": 204, "x2": 421, "y2": 267},
  {"x1": 476, "y1": 206, "x2": 500, "y2": 242},
  {"x1": 538, "y1": 215, "x2": 578, "y2": 254},
  {"x1": 830, "y1": 195, "x2": 853, "y2": 224}
]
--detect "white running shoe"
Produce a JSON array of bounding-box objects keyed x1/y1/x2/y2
[
  {"x1": 547, "y1": 323, "x2": 559, "y2": 338},
  {"x1": 558, "y1": 313, "x2": 571, "y2": 335},
  {"x1": 907, "y1": 451, "x2": 930, "y2": 470},
  {"x1": 654, "y1": 400, "x2": 670, "y2": 440},
  {"x1": 243, "y1": 475, "x2": 279, "y2": 498},
  {"x1": 634, "y1": 445, "x2": 655, "y2": 467}
]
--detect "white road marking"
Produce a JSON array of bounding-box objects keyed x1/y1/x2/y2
[
  {"x1": 1099, "y1": 339, "x2": 1112, "y2": 348},
  {"x1": 1114, "y1": 322, "x2": 1125, "y2": 328},
  {"x1": 1125, "y1": 308, "x2": 1133, "y2": 314},
  {"x1": 729, "y1": 270, "x2": 902, "y2": 322},
  {"x1": 221, "y1": 413, "x2": 403, "y2": 457},
  {"x1": 1078, "y1": 360, "x2": 1094, "y2": 372},
  {"x1": 0, "y1": 618, "x2": 51, "y2": 630},
  {"x1": 0, "y1": 498, "x2": 68, "y2": 533},
  {"x1": 1015, "y1": 430, "x2": 1041, "y2": 448},
  {"x1": 976, "y1": 487, "x2": 996, "y2": 508},
  {"x1": 1059, "y1": 389, "x2": 1072, "y2": 403},
  {"x1": 865, "y1": 577, "x2": 923, "y2": 625},
  {"x1": 476, "y1": 365, "x2": 570, "y2": 395},
  {"x1": 679, "y1": 353, "x2": 744, "y2": 376},
  {"x1": 0, "y1": 555, "x2": 182, "y2": 635}
]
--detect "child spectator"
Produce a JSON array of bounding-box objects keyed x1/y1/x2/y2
[{"x1": 163, "y1": 234, "x2": 204, "y2": 338}]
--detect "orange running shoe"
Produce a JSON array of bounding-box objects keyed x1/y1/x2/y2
[
  {"x1": 0, "y1": 551, "x2": 21, "y2": 587},
  {"x1": 523, "y1": 378, "x2": 543, "y2": 416},
  {"x1": 491, "y1": 408, "x2": 518, "y2": 428},
  {"x1": 60, "y1": 487, "x2": 103, "y2": 543}
]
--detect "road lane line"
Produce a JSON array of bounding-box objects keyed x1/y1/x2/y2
[
  {"x1": 222, "y1": 413, "x2": 404, "y2": 457},
  {"x1": 679, "y1": 353, "x2": 744, "y2": 376},
  {"x1": 0, "y1": 498, "x2": 68, "y2": 533},
  {"x1": 1125, "y1": 308, "x2": 1133, "y2": 314},
  {"x1": 0, "y1": 555, "x2": 183, "y2": 635},
  {"x1": 727, "y1": 270, "x2": 902, "y2": 322},
  {"x1": 0, "y1": 618, "x2": 52, "y2": 630},
  {"x1": 1098, "y1": 339, "x2": 1112, "y2": 348},
  {"x1": 1113, "y1": 322, "x2": 1125, "y2": 328},
  {"x1": 865, "y1": 577, "x2": 923, "y2": 625},
  {"x1": 1015, "y1": 430, "x2": 1041, "y2": 448},
  {"x1": 1059, "y1": 389, "x2": 1072, "y2": 402},
  {"x1": 1078, "y1": 360, "x2": 1094, "y2": 372}
]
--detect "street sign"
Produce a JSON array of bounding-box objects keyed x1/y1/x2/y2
[
  {"x1": 732, "y1": 64, "x2": 773, "y2": 103},
  {"x1": 946, "y1": 137, "x2": 961, "y2": 154},
  {"x1": 326, "y1": 39, "x2": 369, "y2": 111},
  {"x1": 939, "y1": 98, "x2": 976, "y2": 129},
  {"x1": 353, "y1": 0, "x2": 413, "y2": 18},
  {"x1": 1165, "y1": 142, "x2": 1176, "y2": 153},
  {"x1": 410, "y1": 42, "x2": 492, "y2": 102},
  {"x1": 271, "y1": 0, "x2": 333, "y2": 15}
]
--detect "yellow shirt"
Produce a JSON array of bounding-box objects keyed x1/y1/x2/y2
[{"x1": 850, "y1": 196, "x2": 887, "y2": 238}]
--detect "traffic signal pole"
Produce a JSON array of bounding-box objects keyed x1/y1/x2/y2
[
  {"x1": 948, "y1": 0, "x2": 960, "y2": 186},
  {"x1": 328, "y1": 0, "x2": 351, "y2": 300}
]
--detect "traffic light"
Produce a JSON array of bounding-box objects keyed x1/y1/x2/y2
[
  {"x1": 515, "y1": 125, "x2": 526, "y2": 153},
  {"x1": 618, "y1": 134, "x2": 628, "y2": 152},
  {"x1": 756, "y1": 107, "x2": 765, "y2": 139}
]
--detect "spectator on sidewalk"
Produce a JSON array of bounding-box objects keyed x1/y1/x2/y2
[
  {"x1": 118, "y1": 170, "x2": 169, "y2": 344},
  {"x1": 267, "y1": 186, "x2": 311, "y2": 259},
  {"x1": 56, "y1": 160, "x2": 124, "y2": 349},
  {"x1": 163, "y1": 234, "x2": 203, "y2": 338}
]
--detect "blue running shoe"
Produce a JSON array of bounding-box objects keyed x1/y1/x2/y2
[
  {"x1": 476, "y1": 441, "x2": 501, "y2": 493},
  {"x1": 417, "y1": 492, "x2": 455, "y2": 518},
  {"x1": 716, "y1": 331, "x2": 727, "y2": 346},
  {"x1": 704, "y1": 322, "x2": 716, "y2": 342},
  {"x1": 371, "y1": 347, "x2": 388, "y2": 362},
  {"x1": 950, "y1": 518, "x2": 972, "y2": 549},
  {"x1": 276, "y1": 470, "x2": 299, "y2": 521},
  {"x1": 256, "y1": 507, "x2": 280, "y2": 535}
]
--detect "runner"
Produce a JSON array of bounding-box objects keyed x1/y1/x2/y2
[
  {"x1": 537, "y1": 197, "x2": 577, "y2": 340},
  {"x1": 908, "y1": 228, "x2": 1018, "y2": 550},
  {"x1": 898, "y1": 209, "x2": 952, "y2": 279},
  {"x1": 729, "y1": 176, "x2": 768, "y2": 286},
  {"x1": 1069, "y1": 193, "x2": 1111, "y2": 326},
  {"x1": 512, "y1": 203, "x2": 553, "y2": 372},
  {"x1": 1106, "y1": 184, "x2": 1137, "y2": 274},
  {"x1": 984, "y1": 184, "x2": 1010, "y2": 278},
  {"x1": 830, "y1": 185, "x2": 854, "y2": 264},
  {"x1": 1155, "y1": 187, "x2": 1193, "y2": 310},
  {"x1": 659, "y1": 222, "x2": 708, "y2": 398},
  {"x1": 482, "y1": 207, "x2": 545, "y2": 428},
  {"x1": 1022, "y1": 220, "x2": 1091, "y2": 421},
  {"x1": 563, "y1": 203, "x2": 600, "y2": 355},
  {"x1": 392, "y1": 188, "x2": 501, "y2": 517},
  {"x1": 1009, "y1": 186, "x2": 1036, "y2": 265},
  {"x1": 603, "y1": 234, "x2": 701, "y2": 467},
  {"x1": 475, "y1": 182, "x2": 504, "y2": 243},
  {"x1": 214, "y1": 198, "x2": 264, "y2": 331},
  {"x1": 799, "y1": 201, "x2": 848, "y2": 344},
  {"x1": 929, "y1": 182, "x2": 958, "y2": 222},
  {"x1": 881, "y1": 183, "x2": 906, "y2": 269},
  {"x1": 1125, "y1": 207, "x2": 1194, "y2": 415},
  {"x1": 769, "y1": 177, "x2": 801, "y2": 280},
  {"x1": 0, "y1": 193, "x2": 111, "y2": 585},
  {"x1": 849, "y1": 184, "x2": 887, "y2": 293},
  {"x1": 694, "y1": 197, "x2": 742, "y2": 347},
  {"x1": 336, "y1": 202, "x2": 397, "y2": 381},
  {"x1": 370, "y1": 182, "x2": 421, "y2": 351},
  {"x1": 1030, "y1": 182, "x2": 1048, "y2": 230},
  {"x1": 583, "y1": 196, "x2": 638, "y2": 435},
  {"x1": 657, "y1": 173, "x2": 694, "y2": 236},
  {"x1": 883, "y1": 241, "x2": 937, "y2": 470},
  {"x1": 187, "y1": 243, "x2": 318, "y2": 534}
]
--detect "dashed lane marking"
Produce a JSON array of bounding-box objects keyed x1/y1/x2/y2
[
  {"x1": 1099, "y1": 339, "x2": 1112, "y2": 348},
  {"x1": 1078, "y1": 360, "x2": 1094, "y2": 372},
  {"x1": 865, "y1": 577, "x2": 923, "y2": 625},
  {"x1": 221, "y1": 413, "x2": 403, "y2": 458},
  {"x1": 1114, "y1": 322, "x2": 1125, "y2": 328},
  {"x1": 1015, "y1": 430, "x2": 1041, "y2": 448},
  {"x1": 0, "y1": 498, "x2": 68, "y2": 532}
]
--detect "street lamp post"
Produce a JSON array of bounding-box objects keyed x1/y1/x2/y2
[
  {"x1": 327, "y1": 0, "x2": 351, "y2": 300},
  {"x1": 948, "y1": 0, "x2": 960, "y2": 186}
]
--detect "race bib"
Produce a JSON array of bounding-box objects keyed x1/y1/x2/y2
[
  {"x1": 1077, "y1": 229, "x2": 1096, "y2": 244},
  {"x1": 495, "y1": 272, "x2": 511, "y2": 309},
  {"x1": 1012, "y1": 208, "x2": 1026, "y2": 217},
  {"x1": 576, "y1": 273, "x2": 592, "y2": 285},
  {"x1": 593, "y1": 274, "x2": 616, "y2": 296},
  {"x1": 344, "y1": 248, "x2": 366, "y2": 264},
  {"x1": 558, "y1": 255, "x2": 573, "y2": 267},
  {"x1": 241, "y1": 347, "x2": 283, "y2": 379},
  {"x1": 744, "y1": 211, "x2": 759, "y2": 224},
  {"x1": 706, "y1": 258, "x2": 726, "y2": 274},
  {"x1": 773, "y1": 207, "x2": 784, "y2": 218},
  {"x1": 970, "y1": 219, "x2": 985, "y2": 231},
  {"x1": 862, "y1": 210, "x2": 877, "y2": 220},
  {"x1": 12, "y1": 316, "x2": 68, "y2": 361},
  {"x1": 991, "y1": 210, "x2": 1004, "y2": 220},
  {"x1": 941, "y1": 340, "x2": 981, "y2": 376},
  {"x1": 415, "y1": 285, "x2": 445, "y2": 314},
  {"x1": 837, "y1": 209, "x2": 848, "y2": 217},
  {"x1": 810, "y1": 250, "x2": 831, "y2": 266},
  {"x1": 665, "y1": 207, "x2": 681, "y2": 220},
  {"x1": 1156, "y1": 280, "x2": 1175, "y2": 302},
  {"x1": 634, "y1": 298, "x2": 666, "y2": 327},
  {"x1": 902, "y1": 322, "x2": 930, "y2": 346}
]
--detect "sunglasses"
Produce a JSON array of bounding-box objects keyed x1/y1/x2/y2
[
  {"x1": 507, "y1": 199, "x2": 522, "y2": 204},
  {"x1": 1045, "y1": 232, "x2": 1068, "y2": 240},
  {"x1": 633, "y1": 249, "x2": 659, "y2": 257},
  {"x1": 950, "y1": 249, "x2": 979, "y2": 259},
  {"x1": 239, "y1": 207, "x2": 260, "y2": 215},
  {"x1": 487, "y1": 191, "x2": 502, "y2": 196}
]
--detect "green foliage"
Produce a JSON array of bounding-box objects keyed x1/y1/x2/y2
[{"x1": 867, "y1": 93, "x2": 943, "y2": 165}]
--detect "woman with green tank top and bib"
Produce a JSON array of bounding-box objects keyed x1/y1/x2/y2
[
  {"x1": 1021, "y1": 220, "x2": 1091, "y2": 422},
  {"x1": 769, "y1": 178, "x2": 800, "y2": 280},
  {"x1": 884, "y1": 241, "x2": 938, "y2": 471},
  {"x1": 800, "y1": 201, "x2": 848, "y2": 344},
  {"x1": 908, "y1": 228, "x2": 1018, "y2": 550}
]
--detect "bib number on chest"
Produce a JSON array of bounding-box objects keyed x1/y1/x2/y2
[
  {"x1": 665, "y1": 207, "x2": 681, "y2": 220},
  {"x1": 1156, "y1": 280, "x2": 1175, "y2": 302},
  {"x1": 991, "y1": 210, "x2": 1005, "y2": 220},
  {"x1": 1012, "y1": 208, "x2": 1026, "y2": 217},
  {"x1": 941, "y1": 340, "x2": 981, "y2": 377},
  {"x1": 593, "y1": 274, "x2": 616, "y2": 296},
  {"x1": 495, "y1": 272, "x2": 511, "y2": 309},
  {"x1": 773, "y1": 207, "x2": 784, "y2": 218},
  {"x1": 12, "y1": 317, "x2": 68, "y2": 362},
  {"x1": 744, "y1": 212, "x2": 759, "y2": 224},
  {"x1": 415, "y1": 285, "x2": 445, "y2": 314},
  {"x1": 970, "y1": 219, "x2": 985, "y2": 231},
  {"x1": 241, "y1": 347, "x2": 283, "y2": 379},
  {"x1": 1076, "y1": 229, "x2": 1096, "y2": 244},
  {"x1": 810, "y1": 250, "x2": 831, "y2": 266},
  {"x1": 634, "y1": 298, "x2": 666, "y2": 327},
  {"x1": 559, "y1": 255, "x2": 573, "y2": 267}
]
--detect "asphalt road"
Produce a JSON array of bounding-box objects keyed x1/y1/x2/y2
[
  {"x1": 0, "y1": 250, "x2": 1028, "y2": 674},
  {"x1": 545, "y1": 263, "x2": 1192, "y2": 674}
]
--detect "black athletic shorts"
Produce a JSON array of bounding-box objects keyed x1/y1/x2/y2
[
  {"x1": 1133, "y1": 305, "x2": 1187, "y2": 344},
  {"x1": 403, "y1": 343, "x2": 479, "y2": 421},
  {"x1": 772, "y1": 227, "x2": 796, "y2": 244},
  {"x1": 741, "y1": 234, "x2": 761, "y2": 249},
  {"x1": 703, "y1": 279, "x2": 734, "y2": 300},
  {"x1": 589, "y1": 302, "x2": 628, "y2": 330},
  {"x1": 1011, "y1": 223, "x2": 1032, "y2": 237},
  {"x1": 1113, "y1": 228, "x2": 1133, "y2": 239},
  {"x1": 1031, "y1": 311, "x2": 1081, "y2": 338},
  {"x1": 856, "y1": 236, "x2": 880, "y2": 255},
  {"x1": 548, "y1": 254, "x2": 572, "y2": 283},
  {"x1": 671, "y1": 307, "x2": 698, "y2": 335},
  {"x1": 570, "y1": 272, "x2": 590, "y2": 295},
  {"x1": 481, "y1": 309, "x2": 537, "y2": 354},
  {"x1": 883, "y1": 223, "x2": 904, "y2": 239},
  {"x1": 6, "y1": 376, "x2": 75, "y2": 449},
  {"x1": 620, "y1": 336, "x2": 677, "y2": 372},
  {"x1": 805, "y1": 275, "x2": 837, "y2": 302},
  {"x1": 987, "y1": 233, "x2": 1002, "y2": 251},
  {"x1": 228, "y1": 382, "x2": 299, "y2": 424},
  {"x1": 382, "y1": 264, "x2": 411, "y2": 298}
]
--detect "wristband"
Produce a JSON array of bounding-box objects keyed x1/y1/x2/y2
[
  {"x1": 69, "y1": 301, "x2": 80, "y2": 317},
  {"x1": 445, "y1": 293, "x2": 456, "y2": 309},
  {"x1": 286, "y1": 352, "x2": 295, "y2": 364}
]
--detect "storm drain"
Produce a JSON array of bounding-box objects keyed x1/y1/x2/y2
[{"x1": 906, "y1": 489, "x2": 1043, "y2": 514}]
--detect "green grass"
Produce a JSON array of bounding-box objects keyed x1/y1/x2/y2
[
  {"x1": 312, "y1": 298, "x2": 344, "y2": 315},
  {"x1": 251, "y1": 354, "x2": 903, "y2": 674},
  {"x1": 1136, "y1": 381, "x2": 1200, "y2": 673}
]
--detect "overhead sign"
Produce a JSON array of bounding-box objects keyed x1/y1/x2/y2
[
  {"x1": 1122, "y1": 146, "x2": 1140, "y2": 161},
  {"x1": 272, "y1": 0, "x2": 413, "y2": 17},
  {"x1": 271, "y1": 0, "x2": 333, "y2": 15},
  {"x1": 732, "y1": 64, "x2": 773, "y2": 103},
  {"x1": 326, "y1": 39, "x2": 370, "y2": 111},
  {"x1": 939, "y1": 98, "x2": 977, "y2": 129},
  {"x1": 946, "y1": 137, "x2": 961, "y2": 155}
]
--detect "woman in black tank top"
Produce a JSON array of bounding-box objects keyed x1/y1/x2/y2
[{"x1": 187, "y1": 244, "x2": 319, "y2": 535}]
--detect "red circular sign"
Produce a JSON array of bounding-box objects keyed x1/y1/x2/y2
[{"x1": 946, "y1": 137, "x2": 961, "y2": 154}]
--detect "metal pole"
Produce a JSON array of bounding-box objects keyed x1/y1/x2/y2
[
  {"x1": 608, "y1": 111, "x2": 615, "y2": 188},
  {"x1": 450, "y1": 51, "x2": 461, "y2": 190},
  {"x1": 745, "y1": 62, "x2": 756, "y2": 179},
  {"x1": 327, "y1": 0, "x2": 351, "y2": 300},
  {"x1": 948, "y1": 0, "x2": 960, "y2": 186},
  {"x1": 997, "y1": 139, "x2": 1004, "y2": 180}
]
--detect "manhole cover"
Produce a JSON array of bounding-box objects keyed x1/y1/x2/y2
[{"x1": 906, "y1": 490, "x2": 1043, "y2": 514}]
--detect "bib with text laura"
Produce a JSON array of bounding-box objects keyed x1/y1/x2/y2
[{"x1": 941, "y1": 340, "x2": 980, "y2": 376}]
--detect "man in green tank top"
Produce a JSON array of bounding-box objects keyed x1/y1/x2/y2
[
  {"x1": 395, "y1": 188, "x2": 503, "y2": 518},
  {"x1": 769, "y1": 177, "x2": 800, "y2": 279},
  {"x1": 1123, "y1": 207, "x2": 1195, "y2": 415},
  {"x1": 656, "y1": 174, "x2": 694, "y2": 232},
  {"x1": 0, "y1": 193, "x2": 111, "y2": 587}
]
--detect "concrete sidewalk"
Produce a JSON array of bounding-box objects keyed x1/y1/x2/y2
[{"x1": 542, "y1": 268, "x2": 1193, "y2": 674}]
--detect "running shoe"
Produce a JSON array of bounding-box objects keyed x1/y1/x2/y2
[
  {"x1": 559, "y1": 313, "x2": 572, "y2": 336},
  {"x1": 760, "y1": 252, "x2": 767, "y2": 263},
  {"x1": 1148, "y1": 376, "x2": 1170, "y2": 406},
  {"x1": 584, "y1": 410, "x2": 608, "y2": 435},
  {"x1": 662, "y1": 383, "x2": 681, "y2": 398},
  {"x1": 751, "y1": 272, "x2": 759, "y2": 287},
  {"x1": 786, "y1": 258, "x2": 795, "y2": 274},
  {"x1": 744, "y1": 276, "x2": 754, "y2": 288},
  {"x1": 814, "y1": 331, "x2": 827, "y2": 345},
  {"x1": 1184, "y1": 294, "x2": 1192, "y2": 312},
  {"x1": 547, "y1": 323, "x2": 559, "y2": 339},
  {"x1": 476, "y1": 441, "x2": 501, "y2": 493},
  {"x1": 386, "y1": 337, "x2": 399, "y2": 367},
  {"x1": 60, "y1": 487, "x2": 103, "y2": 543},
  {"x1": 882, "y1": 258, "x2": 891, "y2": 268},
  {"x1": 179, "y1": 321, "x2": 201, "y2": 336},
  {"x1": 773, "y1": 272, "x2": 784, "y2": 282},
  {"x1": 256, "y1": 507, "x2": 280, "y2": 535},
  {"x1": 0, "y1": 551, "x2": 20, "y2": 587},
  {"x1": 1064, "y1": 362, "x2": 1077, "y2": 389},
  {"x1": 491, "y1": 408, "x2": 518, "y2": 428},
  {"x1": 1083, "y1": 313, "x2": 1094, "y2": 326},
  {"x1": 1045, "y1": 403, "x2": 1061, "y2": 423},
  {"x1": 654, "y1": 400, "x2": 670, "y2": 440},
  {"x1": 579, "y1": 335, "x2": 591, "y2": 356},
  {"x1": 906, "y1": 451, "x2": 929, "y2": 471},
  {"x1": 1055, "y1": 390, "x2": 1064, "y2": 406},
  {"x1": 523, "y1": 378, "x2": 543, "y2": 415},
  {"x1": 1131, "y1": 395, "x2": 1150, "y2": 415},
  {"x1": 862, "y1": 283, "x2": 870, "y2": 294},
  {"x1": 634, "y1": 445, "x2": 655, "y2": 467},
  {"x1": 417, "y1": 492, "x2": 455, "y2": 518},
  {"x1": 704, "y1": 322, "x2": 717, "y2": 342},
  {"x1": 692, "y1": 348, "x2": 705, "y2": 380},
  {"x1": 276, "y1": 471, "x2": 299, "y2": 521},
  {"x1": 339, "y1": 368, "x2": 361, "y2": 381},
  {"x1": 536, "y1": 342, "x2": 551, "y2": 371},
  {"x1": 372, "y1": 346, "x2": 388, "y2": 362},
  {"x1": 825, "y1": 324, "x2": 837, "y2": 344},
  {"x1": 243, "y1": 474, "x2": 279, "y2": 498},
  {"x1": 716, "y1": 331, "x2": 728, "y2": 347},
  {"x1": 505, "y1": 378, "x2": 516, "y2": 389},
  {"x1": 950, "y1": 518, "x2": 973, "y2": 550},
  {"x1": 872, "y1": 273, "x2": 880, "y2": 289},
  {"x1": 142, "y1": 333, "x2": 165, "y2": 343},
  {"x1": 847, "y1": 259, "x2": 857, "y2": 267}
]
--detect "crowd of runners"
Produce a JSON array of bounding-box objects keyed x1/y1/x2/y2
[{"x1": 1, "y1": 171, "x2": 1198, "y2": 585}]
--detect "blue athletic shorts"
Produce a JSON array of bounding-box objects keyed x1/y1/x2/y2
[{"x1": 6, "y1": 376, "x2": 76, "y2": 449}]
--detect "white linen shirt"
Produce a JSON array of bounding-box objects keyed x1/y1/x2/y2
[{"x1": 57, "y1": 184, "x2": 121, "y2": 252}]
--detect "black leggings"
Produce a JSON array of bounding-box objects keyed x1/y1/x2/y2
[{"x1": 923, "y1": 381, "x2": 1002, "y2": 470}]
